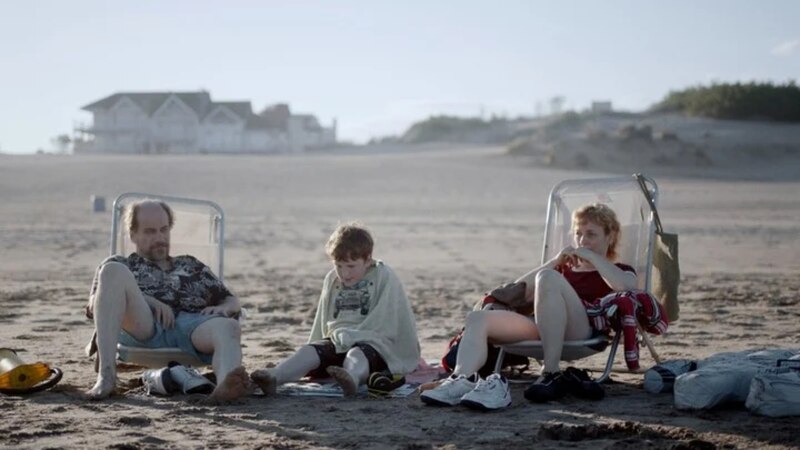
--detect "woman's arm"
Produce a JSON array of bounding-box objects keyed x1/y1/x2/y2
[
  {"x1": 573, "y1": 247, "x2": 638, "y2": 291},
  {"x1": 513, "y1": 247, "x2": 577, "y2": 301},
  {"x1": 515, "y1": 245, "x2": 584, "y2": 283}
]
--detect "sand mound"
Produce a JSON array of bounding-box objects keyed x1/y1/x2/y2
[{"x1": 507, "y1": 113, "x2": 800, "y2": 180}]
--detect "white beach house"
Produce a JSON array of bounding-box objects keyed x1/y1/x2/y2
[{"x1": 74, "y1": 91, "x2": 336, "y2": 154}]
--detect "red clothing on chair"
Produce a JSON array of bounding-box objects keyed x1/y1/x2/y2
[
  {"x1": 584, "y1": 291, "x2": 669, "y2": 370},
  {"x1": 559, "y1": 263, "x2": 668, "y2": 371}
]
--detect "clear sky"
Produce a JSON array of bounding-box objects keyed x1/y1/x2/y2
[{"x1": 1, "y1": 1, "x2": 798, "y2": 153}]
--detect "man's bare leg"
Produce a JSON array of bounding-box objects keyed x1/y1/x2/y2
[
  {"x1": 190, "y1": 317, "x2": 248, "y2": 403},
  {"x1": 251, "y1": 345, "x2": 321, "y2": 395},
  {"x1": 208, "y1": 367, "x2": 250, "y2": 404},
  {"x1": 86, "y1": 262, "x2": 155, "y2": 400}
]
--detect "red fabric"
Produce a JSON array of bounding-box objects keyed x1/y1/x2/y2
[
  {"x1": 441, "y1": 330, "x2": 464, "y2": 372},
  {"x1": 584, "y1": 290, "x2": 669, "y2": 371},
  {"x1": 559, "y1": 263, "x2": 636, "y2": 302},
  {"x1": 481, "y1": 295, "x2": 499, "y2": 306}
]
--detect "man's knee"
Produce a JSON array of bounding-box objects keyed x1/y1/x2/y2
[
  {"x1": 211, "y1": 317, "x2": 241, "y2": 341},
  {"x1": 98, "y1": 261, "x2": 134, "y2": 285}
]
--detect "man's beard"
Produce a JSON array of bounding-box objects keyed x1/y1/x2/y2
[{"x1": 143, "y1": 244, "x2": 169, "y2": 261}]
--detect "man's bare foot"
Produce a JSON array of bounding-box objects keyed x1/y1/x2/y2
[
  {"x1": 207, "y1": 366, "x2": 249, "y2": 404},
  {"x1": 84, "y1": 376, "x2": 115, "y2": 400},
  {"x1": 250, "y1": 369, "x2": 277, "y2": 396},
  {"x1": 326, "y1": 366, "x2": 358, "y2": 397}
]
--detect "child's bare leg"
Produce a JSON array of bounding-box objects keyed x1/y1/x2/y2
[
  {"x1": 251, "y1": 345, "x2": 320, "y2": 395},
  {"x1": 327, "y1": 347, "x2": 369, "y2": 396}
]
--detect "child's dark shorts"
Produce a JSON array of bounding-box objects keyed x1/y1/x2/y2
[{"x1": 307, "y1": 339, "x2": 388, "y2": 378}]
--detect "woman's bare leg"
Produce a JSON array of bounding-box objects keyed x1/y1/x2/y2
[
  {"x1": 534, "y1": 269, "x2": 592, "y2": 373},
  {"x1": 453, "y1": 310, "x2": 540, "y2": 376}
]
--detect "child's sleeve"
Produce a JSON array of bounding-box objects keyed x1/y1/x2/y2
[{"x1": 308, "y1": 271, "x2": 333, "y2": 343}]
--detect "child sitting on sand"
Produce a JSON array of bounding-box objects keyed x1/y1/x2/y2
[{"x1": 251, "y1": 223, "x2": 420, "y2": 396}]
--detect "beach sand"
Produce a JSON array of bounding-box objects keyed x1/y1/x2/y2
[{"x1": 1, "y1": 146, "x2": 799, "y2": 449}]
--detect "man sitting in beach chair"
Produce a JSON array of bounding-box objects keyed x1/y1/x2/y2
[{"x1": 84, "y1": 199, "x2": 248, "y2": 402}]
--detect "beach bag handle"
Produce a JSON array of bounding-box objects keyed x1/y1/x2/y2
[
  {"x1": 634, "y1": 174, "x2": 680, "y2": 322},
  {"x1": 635, "y1": 174, "x2": 663, "y2": 234}
]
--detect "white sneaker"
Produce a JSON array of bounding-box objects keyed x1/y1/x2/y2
[
  {"x1": 141, "y1": 367, "x2": 179, "y2": 396},
  {"x1": 460, "y1": 373, "x2": 512, "y2": 411},
  {"x1": 420, "y1": 373, "x2": 479, "y2": 406},
  {"x1": 168, "y1": 362, "x2": 215, "y2": 395}
]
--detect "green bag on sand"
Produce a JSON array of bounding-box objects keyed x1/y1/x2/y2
[{"x1": 636, "y1": 174, "x2": 680, "y2": 322}]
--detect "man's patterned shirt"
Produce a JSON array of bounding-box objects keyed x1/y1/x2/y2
[{"x1": 89, "y1": 253, "x2": 233, "y2": 314}]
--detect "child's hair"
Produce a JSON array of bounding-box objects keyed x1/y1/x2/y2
[
  {"x1": 325, "y1": 223, "x2": 374, "y2": 261},
  {"x1": 572, "y1": 203, "x2": 621, "y2": 260}
]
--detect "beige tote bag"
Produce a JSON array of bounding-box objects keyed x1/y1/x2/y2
[{"x1": 636, "y1": 174, "x2": 680, "y2": 322}]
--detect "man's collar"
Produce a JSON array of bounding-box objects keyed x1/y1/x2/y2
[{"x1": 129, "y1": 252, "x2": 173, "y2": 267}]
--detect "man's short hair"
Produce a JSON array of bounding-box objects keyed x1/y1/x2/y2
[
  {"x1": 325, "y1": 223, "x2": 373, "y2": 262},
  {"x1": 125, "y1": 200, "x2": 175, "y2": 234}
]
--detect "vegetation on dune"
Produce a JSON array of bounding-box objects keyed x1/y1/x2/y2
[
  {"x1": 651, "y1": 81, "x2": 800, "y2": 122},
  {"x1": 390, "y1": 82, "x2": 800, "y2": 146},
  {"x1": 400, "y1": 115, "x2": 508, "y2": 144}
]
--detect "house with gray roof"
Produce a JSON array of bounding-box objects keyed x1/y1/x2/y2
[{"x1": 74, "y1": 91, "x2": 336, "y2": 154}]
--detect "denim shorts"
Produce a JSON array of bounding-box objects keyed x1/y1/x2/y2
[{"x1": 118, "y1": 311, "x2": 222, "y2": 365}]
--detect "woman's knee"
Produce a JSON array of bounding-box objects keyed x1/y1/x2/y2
[
  {"x1": 464, "y1": 310, "x2": 491, "y2": 331},
  {"x1": 535, "y1": 268, "x2": 563, "y2": 288},
  {"x1": 534, "y1": 270, "x2": 567, "y2": 308}
]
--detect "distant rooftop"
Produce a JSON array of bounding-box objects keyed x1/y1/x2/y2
[{"x1": 82, "y1": 91, "x2": 290, "y2": 129}]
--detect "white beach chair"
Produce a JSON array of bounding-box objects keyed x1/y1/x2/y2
[
  {"x1": 493, "y1": 175, "x2": 660, "y2": 382},
  {"x1": 110, "y1": 192, "x2": 226, "y2": 368}
]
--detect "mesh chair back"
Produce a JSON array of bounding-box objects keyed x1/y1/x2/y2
[
  {"x1": 110, "y1": 193, "x2": 225, "y2": 280},
  {"x1": 542, "y1": 176, "x2": 657, "y2": 291}
]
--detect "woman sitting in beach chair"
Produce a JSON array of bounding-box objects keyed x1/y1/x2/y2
[{"x1": 421, "y1": 203, "x2": 663, "y2": 411}]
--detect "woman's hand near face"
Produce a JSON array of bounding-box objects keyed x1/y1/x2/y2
[
  {"x1": 555, "y1": 246, "x2": 603, "y2": 270},
  {"x1": 573, "y1": 246, "x2": 600, "y2": 264},
  {"x1": 555, "y1": 246, "x2": 579, "y2": 269}
]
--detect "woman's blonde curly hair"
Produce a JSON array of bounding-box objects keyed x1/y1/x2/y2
[{"x1": 572, "y1": 203, "x2": 621, "y2": 260}]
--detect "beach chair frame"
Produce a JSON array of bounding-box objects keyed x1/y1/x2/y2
[
  {"x1": 493, "y1": 174, "x2": 659, "y2": 382},
  {"x1": 110, "y1": 192, "x2": 225, "y2": 368}
]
